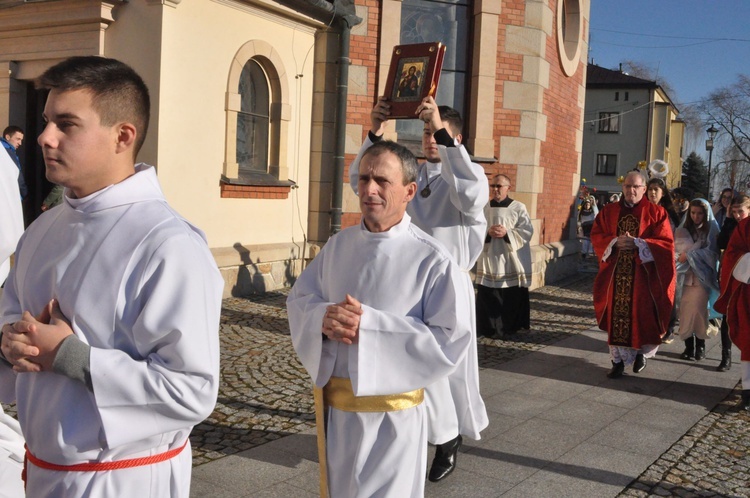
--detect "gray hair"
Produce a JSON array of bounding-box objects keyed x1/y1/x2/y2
[
  {"x1": 624, "y1": 170, "x2": 647, "y2": 186},
  {"x1": 361, "y1": 140, "x2": 418, "y2": 184}
]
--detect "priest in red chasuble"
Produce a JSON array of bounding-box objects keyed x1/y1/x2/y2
[
  {"x1": 591, "y1": 170, "x2": 675, "y2": 378},
  {"x1": 714, "y1": 216, "x2": 750, "y2": 410}
]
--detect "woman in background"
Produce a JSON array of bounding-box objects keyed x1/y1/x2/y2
[
  {"x1": 646, "y1": 177, "x2": 680, "y2": 342},
  {"x1": 577, "y1": 196, "x2": 598, "y2": 258},
  {"x1": 647, "y1": 178, "x2": 681, "y2": 229},
  {"x1": 675, "y1": 199, "x2": 721, "y2": 361}
]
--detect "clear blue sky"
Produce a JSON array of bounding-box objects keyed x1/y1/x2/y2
[{"x1": 588, "y1": 1, "x2": 750, "y2": 108}]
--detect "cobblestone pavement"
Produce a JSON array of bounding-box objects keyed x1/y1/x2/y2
[
  {"x1": 4, "y1": 270, "x2": 749, "y2": 497},
  {"x1": 190, "y1": 272, "x2": 601, "y2": 466},
  {"x1": 618, "y1": 386, "x2": 750, "y2": 498}
]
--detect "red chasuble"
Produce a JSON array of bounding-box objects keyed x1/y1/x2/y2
[
  {"x1": 590, "y1": 198, "x2": 675, "y2": 349},
  {"x1": 714, "y1": 217, "x2": 750, "y2": 361}
]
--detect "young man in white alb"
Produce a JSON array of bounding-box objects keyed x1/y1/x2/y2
[{"x1": 0, "y1": 56, "x2": 223, "y2": 497}]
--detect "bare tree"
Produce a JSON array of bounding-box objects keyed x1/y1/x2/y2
[
  {"x1": 699, "y1": 75, "x2": 750, "y2": 180},
  {"x1": 713, "y1": 143, "x2": 750, "y2": 194},
  {"x1": 620, "y1": 60, "x2": 679, "y2": 103}
]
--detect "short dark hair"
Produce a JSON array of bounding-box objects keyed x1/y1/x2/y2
[
  {"x1": 361, "y1": 140, "x2": 418, "y2": 185},
  {"x1": 671, "y1": 187, "x2": 693, "y2": 201},
  {"x1": 438, "y1": 106, "x2": 463, "y2": 136},
  {"x1": 36, "y1": 56, "x2": 150, "y2": 157},
  {"x1": 2, "y1": 125, "x2": 23, "y2": 138}
]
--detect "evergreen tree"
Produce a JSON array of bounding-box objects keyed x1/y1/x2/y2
[{"x1": 681, "y1": 152, "x2": 708, "y2": 198}]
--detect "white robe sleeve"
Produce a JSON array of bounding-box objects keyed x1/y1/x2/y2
[
  {"x1": 732, "y1": 253, "x2": 750, "y2": 283},
  {"x1": 353, "y1": 261, "x2": 471, "y2": 396},
  {"x1": 601, "y1": 237, "x2": 618, "y2": 262},
  {"x1": 0, "y1": 149, "x2": 23, "y2": 283},
  {"x1": 438, "y1": 144, "x2": 489, "y2": 224},
  {"x1": 287, "y1": 253, "x2": 338, "y2": 387},
  {"x1": 0, "y1": 264, "x2": 23, "y2": 403},
  {"x1": 89, "y1": 235, "x2": 223, "y2": 449},
  {"x1": 634, "y1": 238, "x2": 655, "y2": 263},
  {"x1": 506, "y1": 203, "x2": 533, "y2": 251}
]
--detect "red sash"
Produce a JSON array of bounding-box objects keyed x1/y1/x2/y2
[{"x1": 23, "y1": 439, "x2": 188, "y2": 485}]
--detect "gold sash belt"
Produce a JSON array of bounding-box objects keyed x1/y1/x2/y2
[
  {"x1": 323, "y1": 377, "x2": 424, "y2": 412},
  {"x1": 313, "y1": 377, "x2": 424, "y2": 496}
]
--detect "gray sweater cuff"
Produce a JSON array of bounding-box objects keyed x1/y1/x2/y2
[
  {"x1": 0, "y1": 330, "x2": 10, "y2": 367},
  {"x1": 52, "y1": 335, "x2": 93, "y2": 391}
]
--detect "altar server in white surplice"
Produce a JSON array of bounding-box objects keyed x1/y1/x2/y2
[
  {"x1": 0, "y1": 141, "x2": 24, "y2": 286},
  {"x1": 349, "y1": 96, "x2": 488, "y2": 483},
  {"x1": 290, "y1": 141, "x2": 472, "y2": 497},
  {"x1": 0, "y1": 56, "x2": 222, "y2": 498}
]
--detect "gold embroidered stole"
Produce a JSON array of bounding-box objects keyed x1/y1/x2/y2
[{"x1": 611, "y1": 211, "x2": 640, "y2": 345}]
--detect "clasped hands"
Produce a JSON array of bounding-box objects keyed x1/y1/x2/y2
[
  {"x1": 0, "y1": 299, "x2": 73, "y2": 373},
  {"x1": 322, "y1": 294, "x2": 362, "y2": 345},
  {"x1": 489, "y1": 224, "x2": 508, "y2": 239},
  {"x1": 615, "y1": 232, "x2": 637, "y2": 251}
]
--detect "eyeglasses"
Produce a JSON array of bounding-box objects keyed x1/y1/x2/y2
[
  {"x1": 490, "y1": 184, "x2": 510, "y2": 189},
  {"x1": 623, "y1": 184, "x2": 645, "y2": 189}
]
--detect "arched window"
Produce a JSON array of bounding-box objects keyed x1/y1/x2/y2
[
  {"x1": 221, "y1": 40, "x2": 292, "y2": 198},
  {"x1": 237, "y1": 59, "x2": 270, "y2": 174}
]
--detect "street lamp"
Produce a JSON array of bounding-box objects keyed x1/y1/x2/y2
[{"x1": 706, "y1": 124, "x2": 718, "y2": 200}]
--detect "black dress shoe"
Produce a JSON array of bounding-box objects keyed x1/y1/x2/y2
[
  {"x1": 633, "y1": 353, "x2": 646, "y2": 373},
  {"x1": 428, "y1": 435, "x2": 462, "y2": 482},
  {"x1": 607, "y1": 361, "x2": 624, "y2": 379},
  {"x1": 741, "y1": 390, "x2": 750, "y2": 412}
]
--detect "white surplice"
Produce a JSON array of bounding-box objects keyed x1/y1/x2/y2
[
  {"x1": 349, "y1": 135, "x2": 489, "y2": 444},
  {"x1": 0, "y1": 164, "x2": 223, "y2": 497},
  {"x1": 287, "y1": 214, "x2": 472, "y2": 497},
  {"x1": 0, "y1": 146, "x2": 24, "y2": 285},
  {"x1": 476, "y1": 200, "x2": 533, "y2": 289},
  {"x1": 0, "y1": 405, "x2": 24, "y2": 498}
]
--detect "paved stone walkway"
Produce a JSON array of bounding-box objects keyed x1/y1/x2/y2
[
  {"x1": 4, "y1": 271, "x2": 748, "y2": 497},
  {"x1": 618, "y1": 385, "x2": 750, "y2": 498},
  {"x1": 194, "y1": 271, "x2": 750, "y2": 497},
  {"x1": 191, "y1": 273, "x2": 601, "y2": 466}
]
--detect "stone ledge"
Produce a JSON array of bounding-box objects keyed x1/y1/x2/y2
[
  {"x1": 530, "y1": 239, "x2": 581, "y2": 289},
  {"x1": 212, "y1": 242, "x2": 320, "y2": 298}
]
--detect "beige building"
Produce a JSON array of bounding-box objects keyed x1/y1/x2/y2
[
  {"x1": 0, "y1": 0, "x2": 333, "y2": 297},
  {"x1": 0, "y1": 0, "x2": 592, "y2": 295},
  {"x1": 581, "y1": 64, "x2": 685, "y2": 201}
]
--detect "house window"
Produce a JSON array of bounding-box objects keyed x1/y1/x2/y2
[
  {"x1": 624, "y1": 91, "x2": 629, "y2": 101},
  {"x1": 596, "y1": 154, "x2": 617, "y2": 175},
  {"x1": 237, "y1": 59, "x2": 270, "y2": 174},
  {"x1": 598, "y1": 112, "x2": 620, "y2": 133},
  {"x1": 614, "y1": 91, "x2": 619, "y2": 101},
  {"x1": 222, "y1": 40, "x2": 293, "y2": 198},
  {"x1": 396, "y1": 0, "x2": 470, "y2": 151}
]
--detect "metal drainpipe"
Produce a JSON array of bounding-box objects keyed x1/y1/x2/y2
[{"x1": 330, "y1": 18, "x2": 351, "y2": 235}]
